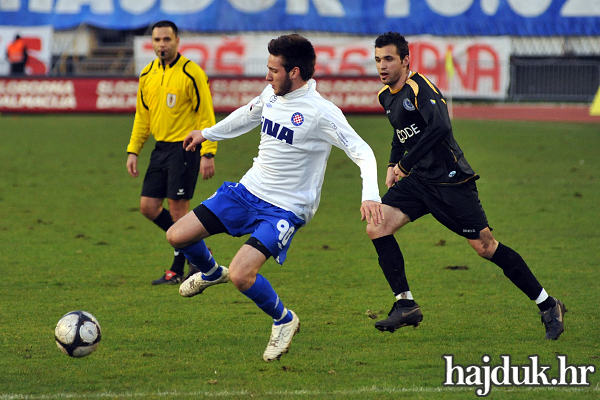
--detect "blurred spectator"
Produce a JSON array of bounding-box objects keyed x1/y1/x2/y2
[{"x1": 6, "y1": 34, "x2": 28, "y2": 75}]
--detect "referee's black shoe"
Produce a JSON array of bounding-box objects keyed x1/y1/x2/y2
[
  {"x1": 539, "y1": 297, "x2": 567, "y2": 340},
  {"x1": 375, "y1": 301, "x2": 423, "y2": 332},
  {"x1": 152, "y1": 270, "x2": 182, "y2": 285}
]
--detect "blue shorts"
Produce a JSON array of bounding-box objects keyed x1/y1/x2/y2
[{"x1": 199, "y1": 182, "x2": 305, "y2": 265}]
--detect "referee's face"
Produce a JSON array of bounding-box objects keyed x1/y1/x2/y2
[
  {"x1": 152, "y1": 27, "x2": 179, "y2": 65},
  {"x1": 375, "y1": 45, "x2": 409, "y2": 91}
]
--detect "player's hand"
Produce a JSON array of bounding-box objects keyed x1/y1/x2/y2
[
  {"x1": 360, "y1": 200, "x2": 383, "y2": 226},
  {"x1": 393, "y1": 164, "x2": 408, "y2": 179},
  {"x1": 126, "y1": 153, "x2": 139, "y2": 177},
  {"x1": 184, "y1": 130, "x2": 206, "y2": 152},
  {"x1": 385, "y1": 166, "x2": 398, "y2": 188},
  {"x1": 200, "y1": 156, "x2": 215, "y2": 180}
]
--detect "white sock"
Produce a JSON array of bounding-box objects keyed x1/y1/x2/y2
[
  {"x1": 535, "y1": 289, "x2": 549, "y2": 304},
  {"x1": 396, "y1": 291, "x2": 414, "y2": 301},
  {"x1": 203, "y1": 262, "x2": 220, "y2": 277},
  {"x1": 274, "y1": 307, "x2": 288, "y2": 323}
]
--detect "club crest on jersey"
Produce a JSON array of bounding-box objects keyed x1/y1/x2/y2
[
  {"x1": 166, "y1": 93, "x2": 177, "y2": 108},
  {"x1": 291, "y1": 112, "x2": 304, "y2": 126},
  {"x1": 403, "y1": 98, "x2": 415, "y2": 111}
]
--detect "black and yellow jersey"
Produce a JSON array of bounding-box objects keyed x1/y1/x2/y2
[
  {"x1": 127, "y1": 53, "x2": 217, "y2": 156},
  {"x1": 378, "y1": 71, "x2": 476, "y2": 185}
]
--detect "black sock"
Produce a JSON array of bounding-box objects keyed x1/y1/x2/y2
[
  {"x1": 537, "y1": 297, "x2": 556, "y2": 312},
  {"x1": 152, "y1": 208, "x2": 173, "y2": 232},
  {"x1": 152, "y1": 209, "x2": 182, "y2": 274},
  {"x1": 399, "y1": 299, "x2": 416, "y2": 307},
  {"x1": 170, "y1": 250, "x2": 186, "y2": 275},
  {"x1": 489, "y1": 242, "x2": 543, "y2": 300},
  {"x1": 372, "y1": 235, "x2": 410, "y2": 296}
]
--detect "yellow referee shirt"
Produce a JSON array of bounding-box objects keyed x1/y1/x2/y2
[{"x1": 127, "y1": 53, "x2": 217, "y2": 156}]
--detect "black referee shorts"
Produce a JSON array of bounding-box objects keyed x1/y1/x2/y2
[
  {"x1": 141, "y1": 141, "x2": 201, "y2": 200},
  {"x1": 382, "y1": 175, "x2": 489, "y2": 240}
]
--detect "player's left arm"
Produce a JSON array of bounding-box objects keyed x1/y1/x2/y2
[
  {"x1": 397, "y1": 80, "x2": 452, "y2": 174},
  {"x1": 319, "y1": 107, "x2": 382, "y2": 225}
]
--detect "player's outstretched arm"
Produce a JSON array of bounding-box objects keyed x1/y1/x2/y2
[
  {"x1": 361, "y1": 200, "x2": 383, "y2": 226},
  {"x1": 184, "y1": 130, "x2": 207, "y2": 152}
]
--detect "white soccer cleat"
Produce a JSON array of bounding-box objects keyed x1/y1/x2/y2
[
  {"x1": 179, "y1": 266, "x2": 229, "y2": 297},
  {"x1": 263, "y1": 310, "x2": 300, "y2": 362}
]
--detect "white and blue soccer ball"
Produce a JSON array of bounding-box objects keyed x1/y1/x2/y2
[{"x1": 54, "y1": 311, "x2": 102, "y2": 358}]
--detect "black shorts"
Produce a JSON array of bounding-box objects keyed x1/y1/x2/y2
[
  {"x1": 141, "y1": 141, "x2": 200, "y2": 200},
  {"x1": 382, "y1": 175, "x2": 489, "y2": 240}
]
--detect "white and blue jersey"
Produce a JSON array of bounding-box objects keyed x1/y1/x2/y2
[{"x1": 202, "y1": 79, "x2": 381, "y2": 223}]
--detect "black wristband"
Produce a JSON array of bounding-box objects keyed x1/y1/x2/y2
[
  {"x1": 388, "y1": 163, "x2": 396, "y2": 168},
  {"x1": 202, "y1": 153, "x2": 214, "y2": 159}
]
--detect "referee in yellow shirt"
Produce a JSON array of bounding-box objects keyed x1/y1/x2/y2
[{"x1": 126, "y1": 20, "x2": 217, "y2": 285}]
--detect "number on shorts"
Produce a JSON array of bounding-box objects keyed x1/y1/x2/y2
[{"x1": 277, "y1": 220, "x2": 295, "y2": 247}]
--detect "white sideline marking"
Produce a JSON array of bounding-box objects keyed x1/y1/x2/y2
[{"x1": 1, "y1": 385, "x2": 598, "y2": 399}]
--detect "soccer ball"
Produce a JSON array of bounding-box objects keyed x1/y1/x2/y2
[{"x1": 54, "y1": 311, "x2": 102, "y2": 358}]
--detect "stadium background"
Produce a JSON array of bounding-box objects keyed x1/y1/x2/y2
[{"x1": 1, "y1": 0, "x2": 600, "y2": 120}]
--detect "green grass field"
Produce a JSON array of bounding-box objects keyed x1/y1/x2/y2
[{"x1": 0, "y1": 114, "x2": 598, "y2": 399}]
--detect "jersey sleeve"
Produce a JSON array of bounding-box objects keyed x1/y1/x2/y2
[
  {"x1": 126, "y1": 65, "x2": 152, "y2": 155},
  {"x1": 188, "y1": 66, "x2": 218, "y2": 156},
  {"x1": 318, "y1": 106, "x2": 381, "y2": 203},
  {"x1": 398, "y1": 76, "x2": 452, "y2": 174},
  {"x1": 389, "y1": 127, "x2": 404, "y2": 165},
  {"x1": 378, "y1": 87, "x2": 405, "y2": 167},
  {"x1": 201, "y1": 88, "x2": 265, "y2": 142}
]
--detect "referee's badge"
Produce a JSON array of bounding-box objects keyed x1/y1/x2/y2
[{"x1": 166, "y1": 93, "x2": 177, "y2": 108}]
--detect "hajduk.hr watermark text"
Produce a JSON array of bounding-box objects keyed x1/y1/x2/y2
[{"x1": 443, "y1": 354, "x2": 596, "y2": 397}]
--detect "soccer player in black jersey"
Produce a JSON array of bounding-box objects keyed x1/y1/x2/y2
[{"x1": 367, "y1": 32, "x2": 566, "y2": 340}]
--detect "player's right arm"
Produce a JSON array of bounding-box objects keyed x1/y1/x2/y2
[{"x1": 185, "y1": 90, "x2": 265, "y2": 152}]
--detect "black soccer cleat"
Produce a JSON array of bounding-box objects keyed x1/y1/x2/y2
[
  {"x1": 151, "y1": 270, "x2": 182, "y2": 285},
  {"x1": 375, "y1": 301, "x2": 423, "y2": 333},
  {"x1": 539, "y1": 297, "x2": 567, "y2": 340}
]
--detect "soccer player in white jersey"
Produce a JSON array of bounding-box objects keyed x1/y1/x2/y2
[{"x1": 166, "y1": 34, "x2": 383, "y2": 362}]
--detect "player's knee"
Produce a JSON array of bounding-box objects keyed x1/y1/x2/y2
[
  {"x1": 139, "y1": 202, "x2": 158, "y2": 220},
  {"x1": 474, "y1": 245, "x2": 490, "y2": 259},
  {"x1": 366, "y1": 220, "x2": 388, "y2": 239},
  {"x1": 165, "y1": 226, "x2": 183, "y2": 248},
  {"x1": 471, "y1": 239, "x2": 497, "y2": 259},
  {"x1": 365, "y1": 223, "x2": 377, "y2": 239},
  {"x1": 228, "y1": 268, "x2": 252, "y2": 292}
]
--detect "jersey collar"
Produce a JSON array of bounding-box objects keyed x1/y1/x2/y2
[{"x1": 160, "y1": 53, "x2": 181, "y2": 69}]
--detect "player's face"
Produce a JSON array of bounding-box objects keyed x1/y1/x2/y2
[
  {"x1": 375, "y1": 45, "x2": 410, "y2": 91},
  {"x1": 152, "y1": 27, "x2": 179, "y2": 64},
  {"x1": 266, "y1": 55, "x2": 294, "y2": 96}
]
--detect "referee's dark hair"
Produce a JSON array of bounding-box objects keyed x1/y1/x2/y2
[
  {"x1": 375, "y1": 32, "x2": 409, "y2": 60},
  {"x1": 268, "y1": 34, "x2": 316, "y2": 81},
  {"x1": 152, "y1": 20, "x2": 179, "y2": 37}
]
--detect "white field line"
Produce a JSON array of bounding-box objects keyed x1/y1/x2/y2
[{"x1": 1, "y1": 385, "x2": 599, "y2": 399}]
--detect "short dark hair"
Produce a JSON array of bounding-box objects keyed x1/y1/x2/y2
[
  {"x1": 152, "y1": 20, "x2": 178, "y2": 37},
  {"x1": 268, "y1": 34, "x2": 316, "y2": 81},
  {"x1": 375, "y1": 32, "x2": 409, "y2": 59}
]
